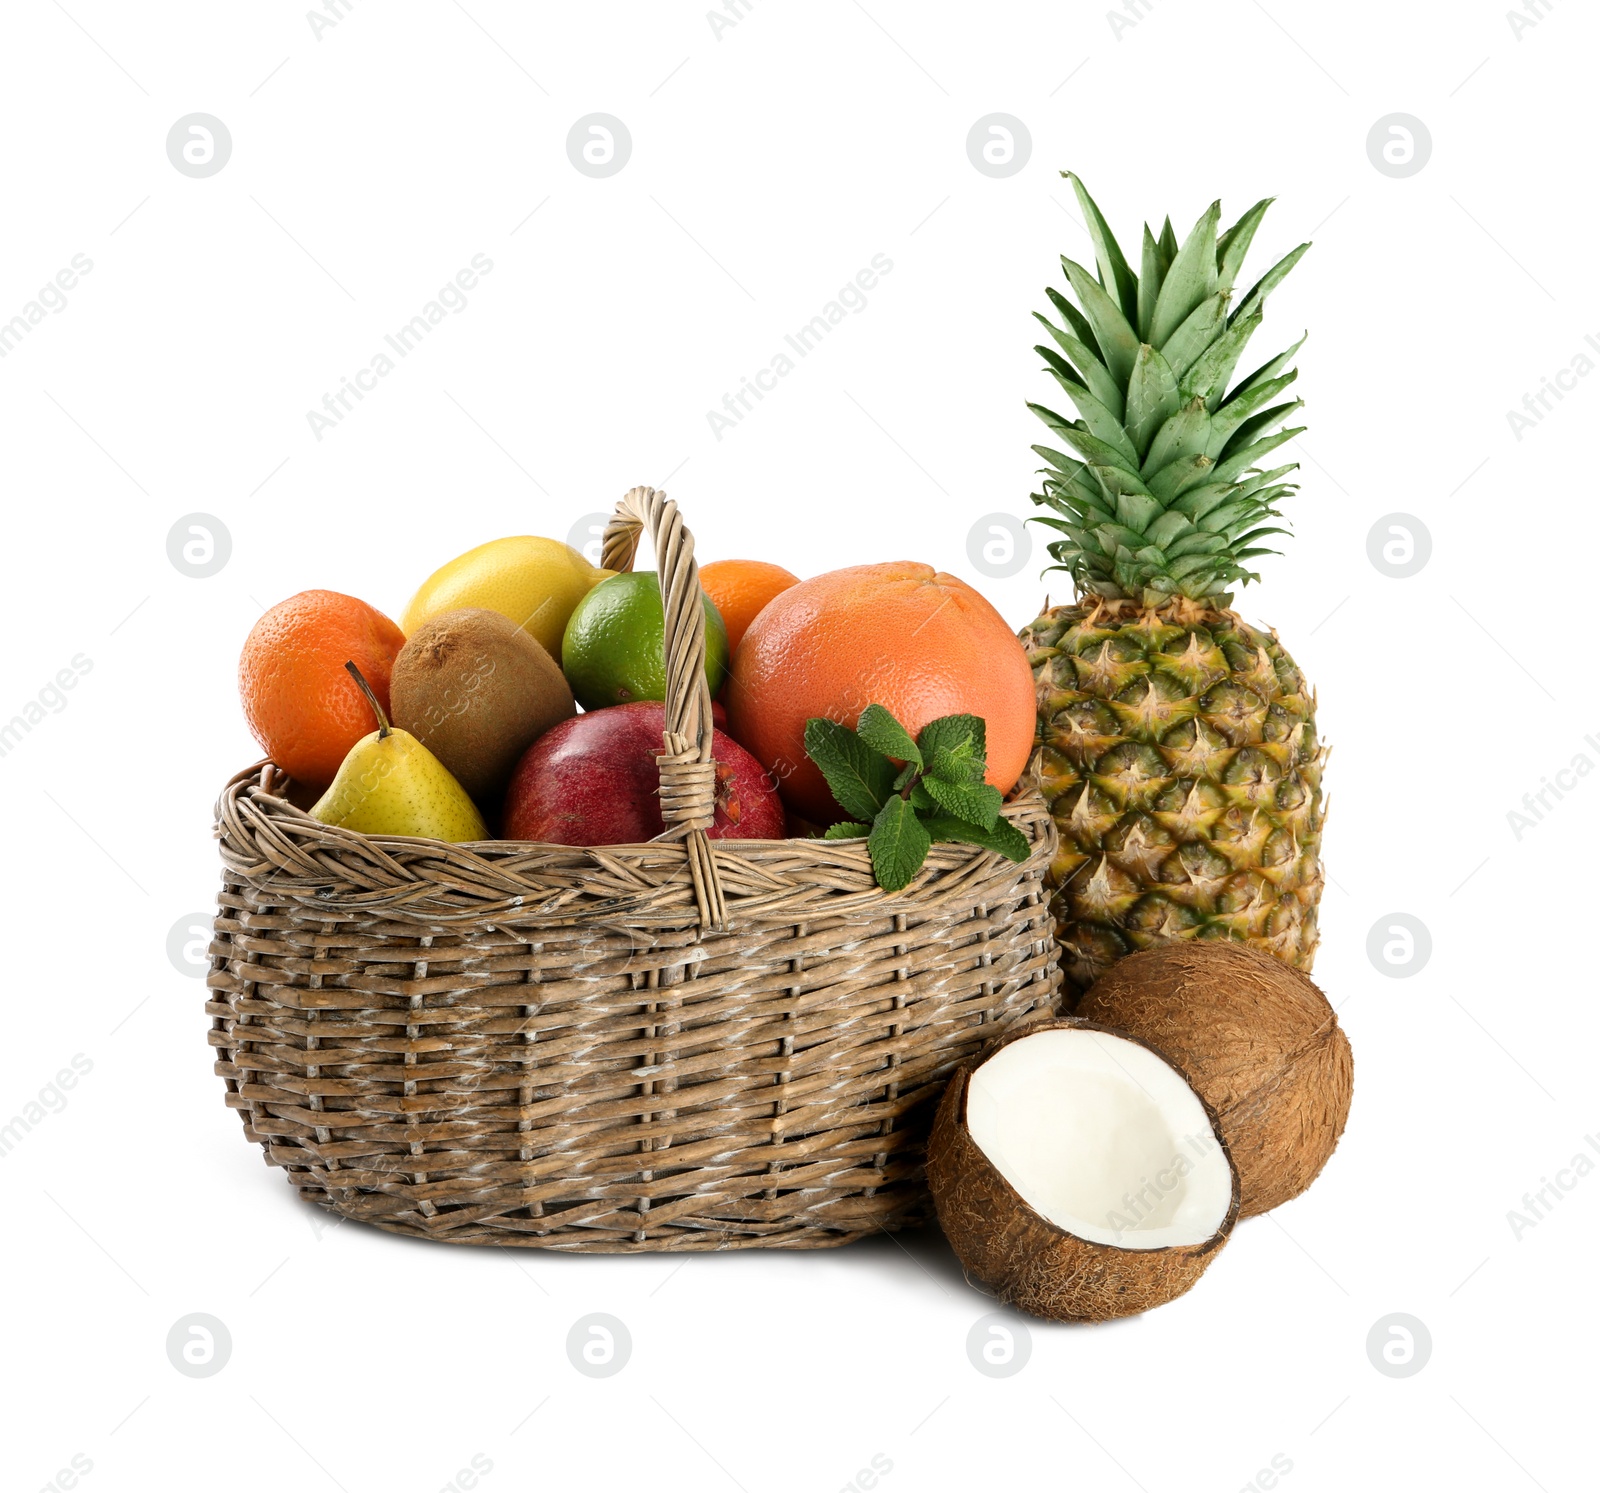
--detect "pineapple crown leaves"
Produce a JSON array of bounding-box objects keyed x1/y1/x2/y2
[
  {"x1": 803, "y1": 706, "x2": 1028, "y2": 892},
  {"x1": 1029, "y1": 172, "x2": 1310, "y2": 607}
]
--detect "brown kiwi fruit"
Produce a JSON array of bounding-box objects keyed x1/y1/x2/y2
[{"x1": 390, "y1": 608, "x2": 574, "y2": 802}]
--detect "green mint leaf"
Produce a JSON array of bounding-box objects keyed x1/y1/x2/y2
[
  {"x1": 856, "y1": 704, "x2": 923, "y2": 767},
  {"x1": 925, "y1": 744, "x2": 986, "y2": 785},
  {"x1": 909, "y1": 779, "x2": 936, "y2": 812},
  {"x1": 917, "y1": 713, "x2": 986, "y2": 763},
  {"x1": 919, "y1": 715, "x2": 988, "y2": 784},
  {"x1": 868, "y1": 795, "x2": 933, "y2": 891},
  {"x1": 823, "y1": 821, "x2": 870, "y2": 839},
  {"x1": 804, "y1": 717, "x2": 896, "y2": 823},
  {"x1": 922, "y1": 812, "x2": 1030, "y2": 862},
  {"x1": 922, "y1": 776, "x2": 1004, "y2": 829},
  {"x1": 892, "y1": 761, "x2": 921, "y2": 792}
]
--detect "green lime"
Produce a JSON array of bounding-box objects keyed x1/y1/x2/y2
[{"x1": 561, "y1": 570, "x2": 728, "y2": 711}]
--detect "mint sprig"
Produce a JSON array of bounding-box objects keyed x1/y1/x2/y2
[
  {"x1": 804, "y1": 705, "x2": 1029, "y2": 891},
  {"x1": 802, "y1": 717, "x2": 895, "y2": 822},
  {"x1": 868, "y1": 795, "x2": 932, "y2": 889},
  {"x1": 856, "y1": 703, "x2": 923, "y2": 766},
  {"x1": 922, "y1": 775, "x2": 1003, "y2": 829}
]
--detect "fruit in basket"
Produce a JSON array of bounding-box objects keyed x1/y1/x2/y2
[
  {"x1": 239, "y1": 590, "x2": 406, "y2": 792},
  {"x1": 308, "y1": 663, "x2": 487, "y2": 842},
  {"x1": 926, "y1": 1018, "x2": 1239, "y2": 1321},
  {"x1": 561, "y1": 571, "x2": 729, "y2": 712},
  {"x1": 401, "y1": 536, "x2": 612, "y2": 660},
  {"x1": 726, "y1": 562, "x2": 1035, "y2": 825},
  {"x1": 389, "y1": 608, "x2": 574, "y2": 802},
  {"x1": 698, "y1": 558, "x2": 801, "y2": 654},
  {"x1": 1077, "y1": 943, "x2": 1351, "y2": 1218},
  {"x1": 1022, "y1": 174, "x2": 1324, "y2": 996},
  {"x1": 502, "y1": 700, "x2": 782, "y2": 845}
]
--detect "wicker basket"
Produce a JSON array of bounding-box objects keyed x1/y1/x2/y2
[{"x1": 207, "y1": 486, "x2": 1061, "y2": 1251}]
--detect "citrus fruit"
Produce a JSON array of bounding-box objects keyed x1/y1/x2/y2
[
  {"x1": 698, "y1": 559, "x2": 801, "y2": 654},
  {"x1": 401, "y1": 536, "x2": 611, "y2": 660},
  {"x1": 562, "y1": 571, "x2": 728, "y2": 712},
  {"x1": 239, "y1": 590, "x2": 406, "y2": 791},
  {"x1": 725, "y1": 562, "x2": 1036, "y2": 825}
]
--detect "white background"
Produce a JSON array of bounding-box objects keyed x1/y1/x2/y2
[{"x1": 1, "y1": 2, "x2": 1594, "y2": 1489}]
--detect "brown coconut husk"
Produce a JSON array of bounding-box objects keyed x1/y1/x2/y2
[
  {"x1": 926, "y1": 1018, "x2": 1240, "y2": 1322},
  {"x1": 1078, "y1": 942, "x2": 1353, "y2": 1218}
]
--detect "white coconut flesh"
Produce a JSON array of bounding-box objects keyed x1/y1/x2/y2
[{"x1": 965, "y1": 1028, "x2": 1233, "y2": 1251}]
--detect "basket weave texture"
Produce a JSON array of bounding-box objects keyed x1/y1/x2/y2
[{"x1": 208, "y1": 487, "x2": 1061, "y2": 1251}]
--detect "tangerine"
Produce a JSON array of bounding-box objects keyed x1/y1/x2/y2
[
  {"x1": 698, "y1": 559, "x2": 801, "y2": 655},
  {"x1": 725, "y1": 562, "x2": 1036, "y2": 825},
  {"x1": 239, "y1": 590, "x2": 406, "y2": 791}
]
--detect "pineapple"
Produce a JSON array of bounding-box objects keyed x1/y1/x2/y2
[{"x1": 1021, "y1": 174, "x2": 1325, "y2": 999}]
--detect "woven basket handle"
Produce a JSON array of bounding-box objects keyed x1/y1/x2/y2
[{"x1": 599, "y1": 486, "x2": 727, "y2": 930}]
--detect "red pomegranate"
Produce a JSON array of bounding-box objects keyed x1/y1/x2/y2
[{"x1": 503, "y1": 701, "x2": 784, "y2": 845}]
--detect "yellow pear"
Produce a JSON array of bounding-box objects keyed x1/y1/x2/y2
[
  {"x1": 401, "y1": 536, "x2": 612, "y2": 660},
  {"x1": 309, "y1": 663, "x2": 488, "y2": 843}
]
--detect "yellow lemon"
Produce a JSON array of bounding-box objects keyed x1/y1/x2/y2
[{"x1": 401, "y1": 537, "x2": 612, "y2": 659}]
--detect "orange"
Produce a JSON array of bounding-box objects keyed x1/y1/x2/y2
[
  {"x1": 698, "y1": 559, "x2": 801, "y2": 655},
  {"x1": 239, "y1": 590, "x2": 406, "y2": 791},
  {"x1": 725, "y1": 562, "x2": 1036, "y2": 825}
]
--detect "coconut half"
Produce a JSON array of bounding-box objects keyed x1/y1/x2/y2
[
  {"x1": 927, "y1": 1019, "x2": 1239, "y2": 1322},
  {"x1": 1077, "y1": 943, "x2": 1353, "y2": 1218}
]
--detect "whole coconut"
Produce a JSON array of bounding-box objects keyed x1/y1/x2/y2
[{"x1": 1078, "y1": 943, "x2": 1352, "y2": 1218}]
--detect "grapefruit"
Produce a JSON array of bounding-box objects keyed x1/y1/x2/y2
[{"x1": 725, "y1": 562, "x2": 1035, "y2": 824}]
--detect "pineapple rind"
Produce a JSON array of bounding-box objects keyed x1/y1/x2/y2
[{"x1": 1023, "y1": 597, "x2": 1325, "y2": 998}]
